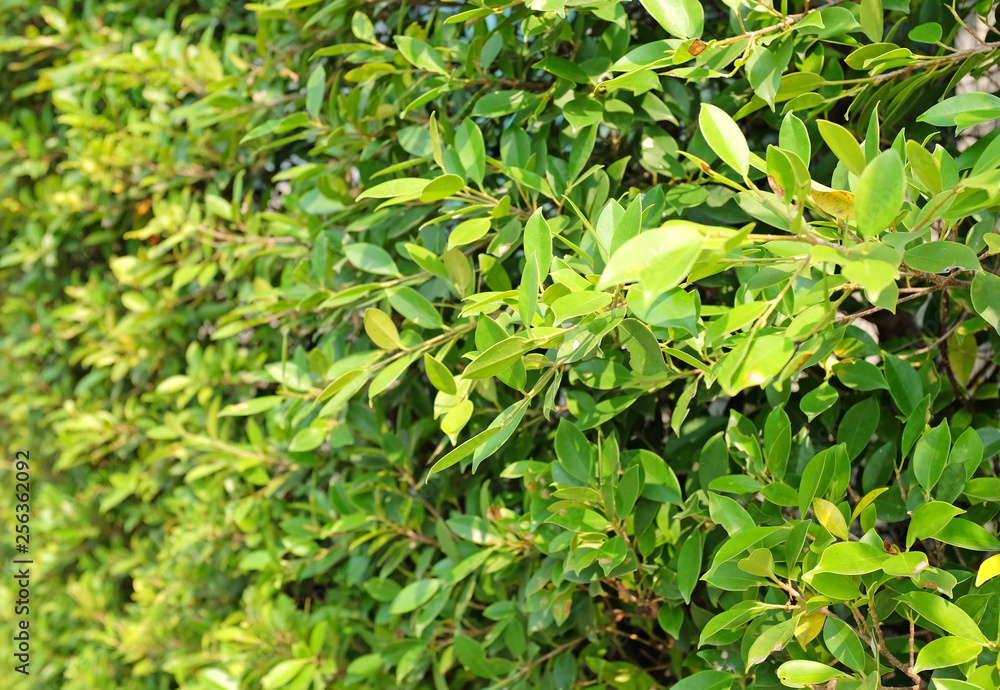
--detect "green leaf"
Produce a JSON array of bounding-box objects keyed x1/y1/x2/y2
[
  {"x1": 817, "y1": 120, "x2": 866, "y2": 177},
  {"x1": 738, "y1": 547, "x2": 775, "y2": 579},
  {"x1": 971, "y1": 270, "x2": 1000, "y2": 330},
  {"x1": 918, "y1": 92, "x2": 1000, "y2": 128},
  {"x1": 454, "y1": 634, "x2": 496, "y2": 679},
  {"x1": 618, "y1": 319, "x2": 669, "y2": 376},
  {"x1": 357, "y1": 177, "x2": 429, "y2": 200},
  {"x1": 463, "y1": 337, "x2": 537, "y2": 379},
  {"x1": 351, "y1": 11, "x2": 375, "y2": 41},
  {"x1": 709, "y1": 492, "x2": 755, "y2": 535},
  {"x1": 394, "y1": 35, "x2": 448, "y2": 75},
  {"x1": 524, "y1": 210, "x2": 552, "y2": 282},
  {"x1": 906, "y1": 501, "x2": 964, "y2": 549},
  {"x1": 882, "y1": 551, "x2": 929, "y2": 577},
  {"x1": 842, "y1": 259, "x2": 898, "y2": 301},
  {"x1": 448, "y1": 217, "x2": 491, "y2": 248},
  {"x1": 860, "y1": 0, "x2": 883, "y2": 42},
  {"x1": 910, "y1": 22, "x2": 942, "y2": 43},
  {"x1": 912, "y1": 636, "x2": 983, "y2": 673},
  {"x1": 289, "y1": 426, "x2": 325, "y2": 452},
  {"x1": 823, "y1": 617, "x2": 867, "y2": 672},
  {"x1": 596, "y1": 223, "x2": 704, "y2": 293},
  {"x1": 424, "y1": 354, "x2": 457, "y2": 395},
  {"x1": 455, "y1": 119, "x2": 486, "y2": 186},
  {"x1": 420, "y1": 174, "x2": 465, "y2": 202},
  {"x1": 884, "y1": 353, "x2": 923, "y2": 415},
  {"x1": 555, "y1": 419, "x2": 595, "y2": 483},
  {"x1": 897, "y1": 591, "x2": 990, "y2": 644},
  {"x1": 677, "y1": 529, "x2": 704, "y2": 604},
  {"x1": 855, "y1": 149, "x2": 904, "y2": 238},
  {"x1": 700, "y1": 601, "x2": 767, "y2": 645},
  {"x1": 747, "y1": 618, "x2": 794, "y2": 667},
  {"x1": 952, "y1": 427, "x2": 984, "y2": 480},
  {"x1": 426, "y1": 427, "x2": 502, "y2": 478},
  {"x1": 809, "y1": 541, "x2": 888, "y2": 575},
  {"x1": 364, "y1": 308, "x2": 401, "y2": 350},
  {"x1": 305, "y1": 65, "x2": 325, "y2": 117},
  {"x1": 219, "y1": 396, "x2": 283, "y2": 417},
  {"x1": 914, "y1": 421, "x2": 951, "y2": 493},
  {"x1": 779, "y1": 113, "x2": 811, "y2": 163},
  {"x1": 534, "y1": 56, "x2": 590, "y2": 83},
  {"x1": 699, "y1": 104, "x2": 749, "y2": 176},
  {"x1": 718, "y1": 334, "x2": 795, "y2": 395},
  {"x1": 800, "y1": 382, "x2": 838, "y2": 421},
  {"x1": 638, "y1": 0, "x2": 704, "y2": 39},
  {"x1": 671, "y1": 670, "x2": 733, "y2": 690},
  {"x1": 387, "y1": 287, "x2": 443, "y2": 329},
  {"x1": 776, "y1": 660, "x2": 849, "y2": 688},
  {"x1": 934, "y1": 518, "x2": 1000, "y2": 551},
  {"x1": 389, "y1": 578, "x2": 443, "y2": 614},
  {"x1": 551, "y1": 291, "x2": 613, "y2": 325},
  {"x1": 345, "y1": 243, "x2": 401, "y2": 275},
  {"x1": 262, "y1": 659, "x2": 311, "y2": 689},
  {"x1": 904, "y1": 241, "x2": 980, "y2": 273}
]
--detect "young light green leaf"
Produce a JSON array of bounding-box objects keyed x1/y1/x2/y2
[
  {"x1": 810, "y1": 541, "x2": 888, "y2": 575},
  {"x1": 639, "y1": 0, "x2": 704, "y2": 39},
  {"x1": 699, "y1": 103, "x2": 749, "y2": 176},
  {"x1": 423, "y1": 354, "x2": 457, "y2": 395},
  {"x1": 860, "y1": 0, "x2": 884, "y2": 42},
  {"x1": 463, "y1": 337, "x2": 537, "y2": 379},
  {"x1": 364, "y1": 307, "x2": 401, "y2": 350},
  {"x1": 357, "y1": 177, "x2": 429, "y2": 200},
  {"x1": 219, "y1": 396, "x2": 284, "y2": 417},
  {"x1": 387, "y1": 287, "x2": 443, "y2": 329},
  {"x1": 817, "y1": 120, "x2": 866, "y2": 177},
  {"x1": 420, "y1": 174, "x2": 465, "y2": 202},
  {"x1": 971, "y1": 270, "x2": 1000, "y2": 330},
  {"x1": 596, "y1": 224, "x2": 704, "y2": 293},
  {"x1": 777, "y1": 660, "x2": 849, "y2": 688},
  {"x1": 906, "y1": 501, "x2": 964, "y2": 549},
  {"x1": 345, "y1": 243, "x2": 400, "y2": 275},
  {"x1": 449, "y1": 217, "x2": 491, "y2": 247},
  {"x1": 394, "y1": 36, "x2": 449, "y2": 75}
]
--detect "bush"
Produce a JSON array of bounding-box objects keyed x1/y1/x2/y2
[{"x1": 3, "y1": 0, "x2": 1000, "y2": 688}]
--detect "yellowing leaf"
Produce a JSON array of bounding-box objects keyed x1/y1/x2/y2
[
  {"x1": 809, "y1": 182, "x2": 855, "y2": 219},
  {"x1": 794, "y1": 610, "x2": 826, "y2": 649},
  {"x1": 976, "y1": 554, "x2": 1000, "y2": 587},
  {"x1": 813, "y1": 498, "x2": 849, "y2": 540}
]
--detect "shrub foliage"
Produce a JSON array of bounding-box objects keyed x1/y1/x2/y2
[{"x1": 3, "y1": 0, "x2": 1000, "y2": 688}]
